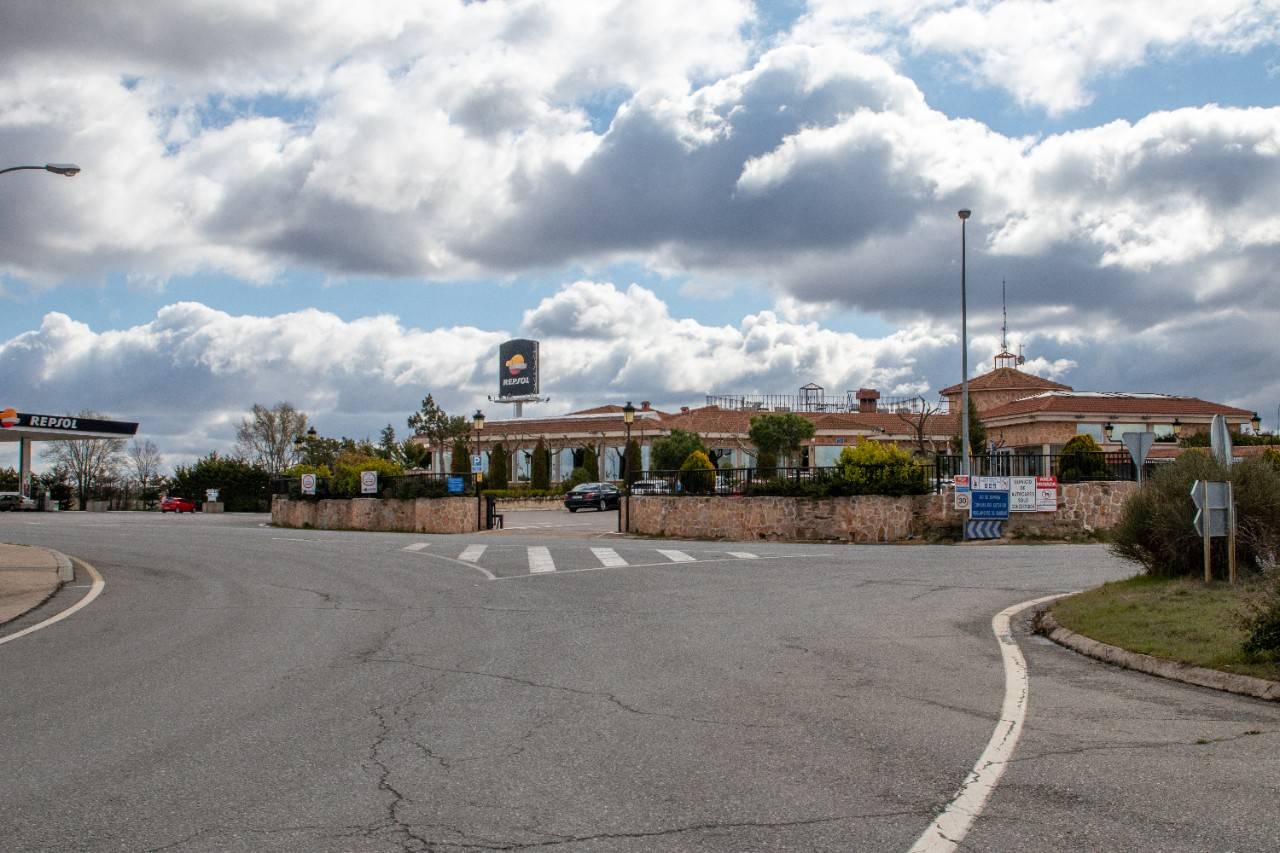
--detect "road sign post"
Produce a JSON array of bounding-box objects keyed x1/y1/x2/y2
[
  {"x1": 1191, "y1": 480, "x2": 1235, "y2": 583},
  {"x1": 1121, "y1": 432, "x2": 1156, "y2": 486}
]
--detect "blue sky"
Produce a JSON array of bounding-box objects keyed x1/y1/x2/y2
[{"x1": 3, "y1": 0, "x2": 1280, "y2": 468}]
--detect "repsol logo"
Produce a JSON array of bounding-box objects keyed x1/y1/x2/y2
[
  {"x1": 29, "y1": 416, "x2": 79, "y2": 429},
  {"x1": 502, "y1": 377, "x2": 532, "y2": 387}
]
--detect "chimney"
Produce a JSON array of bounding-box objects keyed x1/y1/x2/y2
[
  {"x1": 857, "y1": 388, "x2": 880, "y2": 413},
  {"x1": 680, "y1": 406, "x2": 689, "y2": 414},
  {"x1": 641, "y1": 401, "x2": 651, "y2": 411}
]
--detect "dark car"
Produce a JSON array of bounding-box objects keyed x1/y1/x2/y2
[
  {"x1": 160, "y1": 496, "x2": 196, "y2": 514},
  {"x1": 563, "y1": 482, "x2": 621, "y2": 512}
]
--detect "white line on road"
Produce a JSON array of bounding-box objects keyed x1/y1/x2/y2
[
  {"x1": 0, "y1": 557, "x2": 105, "y2": 647},
  {"x1": 656, "y1": 549, "x2": 696, "y2": 563},
  {"x1": 458, "y1": 544, "x2": 487, "y2": 563},
  {"x1": 727, "y1": 551, "x2": 758, "y2": 559},
  {"x1": 401, "y1": 543, "x2": 429, "y2": 552},
  {"x1": 905, "y1": 592, "x2": 1073, "y2": 853},
  {"x1": 590, "y1": 547, "x2": 628, "y2": 567},
  {"x1": 527, "y1": 546, "x2": 556, "y2": 573}
]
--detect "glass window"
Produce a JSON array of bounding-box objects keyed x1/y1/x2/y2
[
  {"x1": 1111, "y1": 423, "x2": 1145, "y2": 438},
  {"x1": 1077, "y1": 424, "x2": 1104, "y2": 442},
  {"x1": 1153, "y1": 423, "x2": 1175, "y2": 439},
  {"x1": 814, "y1": 445, "x2": 844, "y2": 467}
]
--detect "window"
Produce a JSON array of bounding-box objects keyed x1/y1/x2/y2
[
  {"x1": 814, "y1": 445, "x2": 844, "y2": 467},
  {"x1": 1077, "y1": 424, "x2": 1104, "y2": 443}
]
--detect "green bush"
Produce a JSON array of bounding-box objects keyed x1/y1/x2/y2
[
  {"x1": 171, "y1": 453, "x2": 271, "y2": 511},
  {"x1": 531, "y1": 439, "x2": 550, "y2": 490},
  {"x1": 562, "y1": 466, "x2": 595, "y2": 491},
  {"x1": 330, "y1": 453, "x2": 403, "y2": 497},
  {"x1": 1239, "y1": 571, "x2": 1280, "y2": 660},
  {"x1": 650, "y1": 429, "x2": 705, "y2": 472},
  {"x1": 1111, "y1": 453, "x2": 1280, "y2": 578},
  {"x1": 679, "y1": 450, "x2": 715, "y2": 494},
  {"x1": 580, "y1": 445, "x2": 599, "y2": 479},
  {"x1": 1057, "y1": 433, "x2": 1109, "y2": 482},
  {"x1": 755, "y1": 450, "x2": 777, "y2": 478},
  {"x1": 388, "y1": 476, "x2": 448, "y2": 499},
  {"x1": 833, "y1": 440, "x2": 927, "y2": 496},
  {"x1": 283, "y1": 463, "x2": 331, "y2": 478}
]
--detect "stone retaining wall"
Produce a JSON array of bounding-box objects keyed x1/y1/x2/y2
[
  {"x1": 493, "y1": 496, "x2": 564, "y2": 511},
  {"x1": 272, "y1": 496, "x2": 480, "y2": 533},
  {"x1": 628, "y1": 481, "x2": 1136, "y2": 542}
]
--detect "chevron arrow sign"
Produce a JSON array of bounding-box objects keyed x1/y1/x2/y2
[{"x1": 965, "y1": 520, "x2": 1004, "y2": 540}]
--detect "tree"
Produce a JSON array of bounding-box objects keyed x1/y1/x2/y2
[
  {"x1": 235, "y1": 402, "x2": 308, "y2": 474},
  {"x1": 40, "y1": 412, "x2": 126, "y2": 508},
  {"x1": 489, "y1": 443, "x2": 510, "y2": 489},
  {"x1": 170, "y1": 453, "x2": 271, "y2": 512},
  {"x1": 407, "y1": 394, "x2": 469, "y2": 470},
  {"x1": 530, "y1": 438, "x2": 551, "y2": 490},
  {"x1": 1057, "y1": 433, "x2": 1109, "y2": 482},
  {"x1": 0, "y1": 466, "x2": 18, "y2": 491},
  {"x1": 127, "y1": 439, "x2": 165, "y2": 508},
  {"x1": 624, "y1": 439, "x2": 642, "y2": 486},
  {"x1": 748, "y1": 413, "x2": 815, "y2": 467},
  {"x1": 679, "y1": 450, "x2": 716, "y2": 494},
  {"x1": 895, "y1": 402, "x2": 945, "y2": 456},
  {"x1": 650, "y1": 429, "x2": 705, "y2": 472},
  {"x1": 580, "y1": 444, "x2": 600, "y2": 479},
  {"x1": 450, "y1": 437, "x2": 471, "y2": 474},
  {"x1": 399, "y1": 439, "x2": 433, "y2": 470},
  {"x1": 378, "y1": 424, "x2": 398, "y2": 460},
  {"x1": 950, "y1": 397, "x2": 987, "y2": 455}
]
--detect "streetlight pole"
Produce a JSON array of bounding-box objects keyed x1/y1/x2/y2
[
  {"x1": 958, "y1": 209, "x2": 972, "y2": 476},
  {"x1": 0, "y1": 163, "x2": 81, "y2": 177},
  {"x1": 473, "y1": 410, "x2": 485, "y2": 531},
  {"x1": 621, "y1": 401, "x2": 635, "y2": 533}
]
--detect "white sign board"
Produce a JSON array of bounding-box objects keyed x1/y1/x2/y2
[
  {"x1": 1010, "y1": 477, "x2": 1037, "y2": 512},
  {"x1": 301, "y1": 473, "x2": 317, "y2": 495},
  {"x1": 205, "y1": 489, "x2": 220, "y2": 502},
  {"x1": 360, "y1": 470, "x2": 378, "y2": 495},
  {"x1": 1035, "y1": 476, "x2": 1058, "y2": 512},
  {"x1": 973, "y1": 476, "x2": 1010, "y2": 492}
]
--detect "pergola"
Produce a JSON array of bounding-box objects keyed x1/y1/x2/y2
[{"x1": 0, "y1": 409, "x2": 139, "y2": 496}]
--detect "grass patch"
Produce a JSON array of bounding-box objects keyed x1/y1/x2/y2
[{"x1": 1051, "y1": 575, "x2": 1280, "y2": 682}]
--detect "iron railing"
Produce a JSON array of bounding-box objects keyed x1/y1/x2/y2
[{"x1": 932, "y1": 452, "x2": 1157, "y2": 486}]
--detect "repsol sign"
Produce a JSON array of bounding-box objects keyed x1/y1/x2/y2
[
  {"x1": 28, "y1": 415, "x2": 79, "y2": 429},
  {"x1": 0, "y1": 408, "x2": 139, "y2": 436},
  {"x1": 497, "y1": 339, "x2": 540, "y2": 398}
]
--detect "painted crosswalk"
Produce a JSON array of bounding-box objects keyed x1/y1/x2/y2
[
  {"x1": 590, "y1": 547, "x2": 628, "y2": 568},
  {"x1": 407, "y1": 545, "x2": 772, "y2": 579},
  {"x1": 401, "y1": 543, "x2": 429, "y2": 552},
  {"x1": 527, "y1": 546, "x2": 556, "y2": 573},
  {"x1": 458, "y1": 544, "x2": 487, "y2": 562},
  {"x1": 656, "y1": 549, "x2": 696, "y2": 563}
]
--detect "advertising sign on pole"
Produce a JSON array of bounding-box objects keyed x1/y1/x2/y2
[
  {"x1": 1010, "y1": 477, "x2": 1036, "y2": 512},
  {"x1": 301, "y1": 473, "x2": 317, "y2": 495},
  {"x1": 360, "y1": 471, "x2": 378, "y2": 495},
  {"x1": 1035, "y1": 476, "x2": 1058, "y2": 512},
  {"x1": 497, "y1": 339, "x2": 540, "y2": 399}
]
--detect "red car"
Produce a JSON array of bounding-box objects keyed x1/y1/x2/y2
[{"x1": 160, "y1": 496, "x2": 196, "y2": 514}]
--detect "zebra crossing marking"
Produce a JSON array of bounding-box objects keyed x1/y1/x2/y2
[
  {"x1": 590, "y1": 547, "x2": 628, "y2": 568},
  {"x1": 727, "y1": 551, "x2": 758, "y2": 559},
  {"x1": 459, "y1": 544, "x2": 487, "y2": 563},
  {"x1": 656, "y1": 549, "x2": 696, "y2": 563},
  {"x1": 402, "y1": 543, "x2": 429, "y2": 552},
  {"x1": 527, "y1": 546, "x2": 556, "y2": 573}
]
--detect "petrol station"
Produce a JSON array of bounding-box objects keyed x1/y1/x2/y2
[{"x1": 0, "y1": 407, "x2": 139, "y2": 500}]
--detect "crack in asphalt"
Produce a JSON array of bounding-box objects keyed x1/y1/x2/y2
[{"x1": 364, "y1": 657, "x2": 782, "y2": 730}]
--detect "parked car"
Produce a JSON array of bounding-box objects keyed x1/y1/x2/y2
[
  {"x1": 0, "y1": 492, "x2": 37, "y2": 511},
  {"x1": 630, "y1": 479, "x2": 671, "y2": 495},
  {"x1": 160, "y1": 496, "x2": 197, "y2": 514},
  {"x1": 563, "y1": 482, "x2": 621, "y2": 512}
]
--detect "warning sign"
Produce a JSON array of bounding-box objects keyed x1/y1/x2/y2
[{"x1": 1035, "y1": 476, "x2": 1058, "y2": 512}]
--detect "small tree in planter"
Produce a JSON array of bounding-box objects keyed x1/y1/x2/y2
[
  {"x1": 1057, "y1": 434, "x2": 1109, "y2": 482},
  {"x1": 679, "y1": 450, "x2": 716, "y2": 494}
]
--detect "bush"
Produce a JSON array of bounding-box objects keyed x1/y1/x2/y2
[
  {"x1": 679, "y1": 450, "x2": 715, "y2": 494},
  {"x1": 391, "y1": 476, "x2": 450, "y2": 499},
  {"x1": 531, "y1": 439, "x2": 550, "y2": 490},
  {"x1": 330, "y1": 453, "x2": 403, "y2": 497},
  {"x1": 488, "y1": 444, "x2": 509, "y2": 490},
  {"x1": 1239, "y1": 571, "x2": 1280, "y2": 660},
  {"x1": 650, "y1": 429, "x2": 705, "y2": 473},
  {"x1": 171, "y1": 453, "x2": 271, "y2": 511},
  {"x1": 283, "y1": 463, "x2": 331, "y2": 478},
  {"x1": 1111, "y1": 453, "x2": 1280, "y2": 578},
  {"x1": 755, "y1": 450, "x2": 777, "y2": 479},
  {"x1": 834, "y1": 440, "x2": 927, "y2": 496},
  {"x1": 1057, "y1": 434, "x2": 1109, "y2": 482},
  {"x1": 580, "y1": 445, "x2": 599, "y2": 479},
  {"x1": 562, "y1": 466, "x2": 595, "y2": 491}
]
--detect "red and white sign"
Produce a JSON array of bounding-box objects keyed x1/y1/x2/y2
[
  {"x1": 1035, "y1": 476, "x2": 1058, "y2": 512},
  {"x1": 0, "y1": 407, "x2": 18, "y2": 429},
  {"x1": 953, "y1": 474, "x2": 970, "y2": 510}
]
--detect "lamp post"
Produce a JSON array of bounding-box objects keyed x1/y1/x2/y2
[
  {"x1": 0, "y1": 163, "x2": 80, "y2": 178},
  {"x1": 958, "y1": 209, "x2": 972, "y2": 476},
  {"x1": 292, "y1": 425, "x2": 319, "y2": 465},
  {"x1": 1171, "y1": 418, "x2": 1182, "y2": 441},
  {"x1": 473, "y1": 410, "x2": 485, "y2": 530},
  {"x1": 621, "y1": 401, "x2": 635, "y2": 533},
  {"x1": 1251, "y1": 412, "x2": 1261, "y2": 435}
]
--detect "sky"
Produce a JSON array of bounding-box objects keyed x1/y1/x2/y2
[{"x1": 3, "y1": 0, "x2": 1280, "y2": 471}]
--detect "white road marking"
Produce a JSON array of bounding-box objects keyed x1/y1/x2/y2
[
  {"x1": 590, "y1": 547, "x2": 628, "y2": 568},
  {"x1": 656, "y1": 549, "x2": 696, "y2": 563},
  {"x1": 906, "y1": 592, "x2": 1073, "y2": 853},
  {"x1": 727, "y1": 551, "x2": 759, "y2": 559},
  {"x1": 401, "y1": 543, "x2": 429, "y2": 552},
  {"x1": 0, "y1": 557, "x2": 105, "y2": 647},
  {"x1": 458, "y1": 544, "x2": 487, "y2": 563},
  {"x1": 527, "y1": 546, "x2": 556, "y2": 573}
]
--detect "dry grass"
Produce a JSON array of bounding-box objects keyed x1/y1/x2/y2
[{"x1": 1051, "y1": 575, "x2": 1280, "y2": 682}]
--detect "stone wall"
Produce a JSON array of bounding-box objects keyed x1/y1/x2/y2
[
  {"x1": 272, "y1": 496, "x2": 480, "y2": 533},
  {"x1": 627, "y1": 480, "x2": 1137, "y2": 542}
]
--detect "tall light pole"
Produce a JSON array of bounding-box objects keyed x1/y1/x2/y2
[
  {"x1": 958, "y1": 209, "x2": 972, "y2": 476},
  {"x1": 621, "y1": 401, "x2": 635, "y2": 533},
  {"x1": 0, "y1": 163, "x2": 80, "y2": 177},
  {"x1": 473, "y1": 410, "x2": 485, "y2": 530}
]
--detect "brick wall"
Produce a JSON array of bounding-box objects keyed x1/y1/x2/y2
[{"x1": 272, "y1": 496, "x2": 480, "y2": 533}]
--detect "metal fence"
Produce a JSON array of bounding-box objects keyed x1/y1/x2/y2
[
  {"x1": 932, "y1": 452, "x2": 1153, "y2": 485},
  {"x1": 271, "y1": 471, "x2": 480, "y2": 500}
]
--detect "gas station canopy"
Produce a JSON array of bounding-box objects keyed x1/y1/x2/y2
[{"x1": 0, "y1": 409, "x2": 139, "y2": 442}]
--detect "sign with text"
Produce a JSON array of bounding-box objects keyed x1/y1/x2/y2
[
  {"x1": 497, "y1": 339, "x2": 540, "y2": 399},
  {"x1": 1035, "y1": 476, "x2": 1058, "y2": 512},
  {"x1": 970, "y1": 488, "x2": 1010, "y2": 519},
  {"x1": 447, "y1": 475, "x2": 466, "y2": 495},
  {"x1": 471, "y1": 455, "x2": 483, "y2": 474},
  {"x1": 301, "y1": 473, "x2": 317, "y2": 495},
  {"x1": 952, "y1": 474, "x2": 971, "y2": 510},
  {"x1": 972, "y1": 476, "x2": 1010, "y2": 492},
  {"x1": 1010, "y1": 477, "x2": 1037, "y2": 512},
  {"x1": 360, "y1": 471, "x2": 378, "y2": 495}
]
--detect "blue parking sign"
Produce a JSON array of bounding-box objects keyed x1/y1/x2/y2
[{"x1": 447, "y1": 476, "x2": 465, "y2": 495}]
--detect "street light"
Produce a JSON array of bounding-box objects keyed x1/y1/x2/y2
[
  {"x1": 1103, "y1": 422, "x2": 1115, "y2": 443},
  {"x1": 1171, "y1": 418, "x2": 1182, "y2": 438},
  {"x1": 473, "y1": 410, "x2": 485, "y2": 530},
  {"x1": 958, "y1": 209, "x2": 972, "y2": 476},
  {"x1": 0, "y1": 163, "x2": 81, "y2": 177},
  {"x1": 292, "y1": 425, "x2": 319, "y2": 464},
  {"x1": 1251, "y1": 412, "x2": 1262, "y2": 434},
  {"x1": 621, "y1": 401, "x2": 636, "y2": 533}
]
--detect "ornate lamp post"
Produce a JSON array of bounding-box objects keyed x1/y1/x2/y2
[
  {"x1": 473, "y1": 410, "x2": 485, "y2": 530},
  {"x1": 1251, "y1": 412, "x2": 1262, "y2": 434},
  {"x1": 621, "y1": 401, "x2": 635, "y2": 533}
]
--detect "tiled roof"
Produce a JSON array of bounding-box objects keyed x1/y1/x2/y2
[
  {"x1": 566, "y1": 405, "x2": 625, "y2": 415},
  {"x1": 658, "y1": 406, "x2": 957, "y2": 438},
  {"x1": 940, "y1": 367, "x2": 1072, "y2": 396},
  {"x1": 981, "y1": 392, "x2": 1253, "y2": 420}
]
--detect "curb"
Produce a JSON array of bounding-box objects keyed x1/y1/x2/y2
[
  {"x1": 1035, "y1": 609, "x2": 1280, "y2": 703},
  {"x1": 51, "y1": 549, "x2": 74, "y2": 582}
]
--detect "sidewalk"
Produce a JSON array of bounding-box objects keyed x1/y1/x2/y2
[{"x1": 0, "y1": 543, "x2": 73, "y2": 625}]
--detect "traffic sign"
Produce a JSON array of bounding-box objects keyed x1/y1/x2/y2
[
  {"x1": 1010, "y1": 476, "x2": 1036, "y2": 512},
  {"x1": 360, "y1": 470, "x2": 378, "y2": 494},
  {"x1": 1190, "y1": 480, "x2": 1229, "y2": 510},
  {"x1": 471, "y1": 454, "x2": 483, "y2": 474},
  {"x1": 965, "y1": 520, "x2": 1004, "y2": 539},
  {"x1": 1035, "y1": 476, "x2": 1057, "y2": 512},
  {"x1": 970, "y1": 488, "x2": 1010, "y2": 520},
  {"x1": 301, "y1": 473, "x2": 317, "y2": 495},
  {"x1": 954, "y1": 489, "x2": 971, "y2": 511}
]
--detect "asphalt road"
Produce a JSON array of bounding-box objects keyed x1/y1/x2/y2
[{"x1": 2, "y1": 511, "x2": 1278, "y2": 852}]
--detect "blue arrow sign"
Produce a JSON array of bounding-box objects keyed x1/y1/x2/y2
[{"x1": 965, "y1": 520, "x2": 1004, "y2": 539}]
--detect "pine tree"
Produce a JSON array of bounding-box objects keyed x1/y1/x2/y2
[
  {"x1": 581, "y1": 444, "x2": 599, "y2": 480},
  {"x1": 531, "y1": 438, "x2": 550, "y2": 490},
  {"x1": 489, "y1": 443, "x2": 509, "y2": 489},
  {"x1": 624, "y1": 439, "x2": 642, "y2": 485}
]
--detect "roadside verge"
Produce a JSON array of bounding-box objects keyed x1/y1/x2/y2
[{"x1": 0, "y1": 543, "x2": 73, "y2": 626}]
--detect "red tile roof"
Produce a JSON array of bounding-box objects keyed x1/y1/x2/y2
[
  {"x1": 981, "y1": 392, "x2": 1253, "y2": 420},
  {"x1": 940, "y1": 367, "x2": 1072, "y2": 396}
]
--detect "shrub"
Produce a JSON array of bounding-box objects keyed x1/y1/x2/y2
[
  {"x1": 450, "y1": 438, "x2": 471, "y2": 474},
  {"x1": 1239, "y1": 571, "x2": 1280, "y2": 660},
  {"x1": 755, "y1": 450, "x2": 777, "y2": 478},
  {"x1": 650, "y1": 429, "x2": 705, "y2": 472},
  {"x1": 679, "y1": 450, "x2": 715, "y2": 494},
  {"x1": 624, "y1": 439, "x2": 642, "y2": 486},
  {"x1": 562, "y1": 466, "x2": 595, "y2": 491},
  {"x1": 391, "y1": 476, "x2": 449, "y2": 499},
  {"x1": 171, "y1": 453, "x2": 271, "y2": 511},
  {"x1": 1111, "y1": 454, "x2": 1280, "y2": 578},
  {"x1": 1057, "y1": 434, "x2": 1110, "y2": 482},
  {"x1": 834, "y1": 440, "x2": 927, "y2": 496},
  {"x1": 330, "y1": 453, "x2": 403, "y2": 497},
  {"x1": 283, "y1": 463, "x2": 331, "y2": 478},
  {"x1": 580, "y1": 445, "x2": 599, "y2": 479},
  {"x1": 488, "y1": 444, "x2": 509, "y2": 490},
  {"x1": 531, "y1": 439, "x2": 550, "y2": 490}
]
